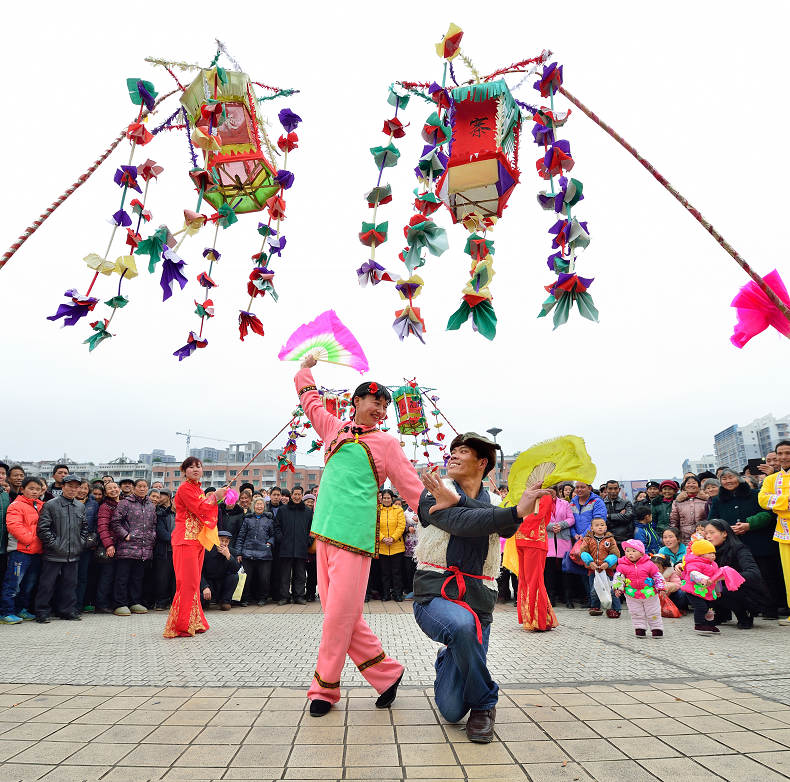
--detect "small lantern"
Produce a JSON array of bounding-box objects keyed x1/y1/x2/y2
[
  {"x1": 181, "y1": 68, "x2": 279, "y2": 213},
  {"x1": 436, "y1": 79, "x2": 520, "y2": 223},
  {"x1": 393, "y1": 385, "x2": 428, "y2": 436}
]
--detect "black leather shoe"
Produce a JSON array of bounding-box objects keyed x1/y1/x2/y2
[
  {"x1": 309, "y1": 699, "x2": 332, "y2": 717},
  {"x1": 394, "y1": 593, "x2": 404, "y2": 603},
  {"x1": 295, "y1": 597, "x2": 307, "y2": 605},
  {"x1": 277, "y1": 599, "x2": 289, "y2": 606},
  {"x1": 466, "y1": 707, "x2": 496, "y2": 743},
  {"x1": 63, "y1": 613, "x2": 82, "y2": 621},
  {"x1": 35, "y1": 615, "x2": 51, "y2": 624},
  {"x1": 375, "y1": 672, "x2": 403, "y2": 709}
]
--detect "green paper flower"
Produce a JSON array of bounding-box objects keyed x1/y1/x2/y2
[
  {"x1": 104, "y1": 295, "x2": 129, "y2": 309},
  {"x1": 370, "y1": 143, "x2": 400, "y2": 169}
]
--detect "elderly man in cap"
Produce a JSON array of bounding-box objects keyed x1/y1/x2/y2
[
  {"x1": 201, "y1": 530, "x2": 240, "y2": 611},
  {"x1": 35, "y1": 475, "x2": 88, "y2": 622},
  {"x1": 415, "y1": 432, "x2": 547, "y2": 743}
]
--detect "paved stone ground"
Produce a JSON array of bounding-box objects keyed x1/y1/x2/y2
[{"x1": 1, "y1": 602, "x2": 790, "y2": 780}]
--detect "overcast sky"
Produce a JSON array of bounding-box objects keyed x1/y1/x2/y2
[{"x1": 1, "y1": 1, "x2": 788, "y2": 482}]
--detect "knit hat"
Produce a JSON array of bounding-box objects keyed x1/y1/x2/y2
[
  {"x1": 659, "y1": 480, "x2": 679, "y2": 491},
  {"x1": 622, "y1": 539, "x2": 645, "y2": 554},
  {"x1": 691, "y1": 539, "x2": 715, "y2": 556}
]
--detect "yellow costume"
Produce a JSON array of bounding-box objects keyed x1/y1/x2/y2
[{"x1": 758, "y1": 469, "x2": 790, "y2": 611}]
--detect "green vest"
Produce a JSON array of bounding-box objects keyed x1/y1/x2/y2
[{"x1": 312, "y1": 441, "x2": 379, "y2": 556}]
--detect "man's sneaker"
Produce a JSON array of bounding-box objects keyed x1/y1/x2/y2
[
  {"x1": 18, "y1": 609, "x2": 35, "y2": 622},
  {"x1": 114, "y1": 606, "x2": 131, "y2": 617},
  {"x1": 130, "y1": 604, "x2": 148, "y2": 614},
  {"x1": 0, "y1": 615, "x2": 22, "y2": 625},
  {"x1": 694, "y1": 624, "x2": 720, "y2": 634},
  {"x1": 82, "y1": 605, "x2": 95, "y2": 614}
]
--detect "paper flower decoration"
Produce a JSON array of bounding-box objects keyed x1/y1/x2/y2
[
  {"x1": 536, "y1": 140, "x2": 574, "y2": 180},
  {"x1": 402, "y1": 217, "x2": 448, "y2": 273},
  {"x1": 382, "y1": 117, "x2": 407, "y2": 138},
  {"x1": 356, "y1": 260, "x2": 394, "y2": 287},
  {"x1": 111, "y1": 209, "x2": 132, "y2": 228},
  {"x1": 266, "y1": 195, "x2": 286, "y2": 221},
  {"x1": 216, "y1": 203, "x2": 238, "y2": 229},
  {"x1": 278, "y1": 132, "x2": 299, "y2": 152},
  {"x1": 370, "y1": 143, "x2": 401, "y2": 169},
  {"x1": 278, "y1": 108, "x2": 302, "y2": 133},
  {"x1": 84, "y1": 253, "x2": 115, "y2": 275},
  {"x1": 537, "y1": 176, "x2": 584, "y2": 213},
  {"x1": 126, "y1": 78, "x2": 157, "y2": 110},
  {"x1": 160, "y1": 248, "x2": 188, "y2": 301},
  {"x1": 359, "y1": 221, "x2": 388, "y2": 247},
  {"x1": 366, "y1": 185, "x2": 393, "y2": 207},
  {"x1": 274, "y1": 169, "x2": 295, "y2": 190},
  {"x1": 126, "y1": 122, "x2": 153, "y2": 146},
  {"x1": 113, "y1": 255, "x2": 138, "y2": 279},
  {"x1": 393, "y1": 305, "x2": 426, "y2": 343},
  {"x1": 139, "y1": 159, "x2": 164, "y2": 181},
  {"x1": 730, "y1": 269, "x2": 790, "y2": 348},
  {"x1": 104, "y1": 295, "x2": 129, "y2": 309},
  {"x1": 47, "y1": 290, "x2": 98, "y2": 327},
  {"x1": 173, "y1": 331, "x2": 208, "y2": 361},
  {"x1": 83, "y1": 319, "x2": 112, "y2": 352},
  {"x1": 194, "y1": 299, "x2": 214, "y2": 319},
  {"x1": 238, "y1": 310, "x2": 265, "y2": 341},
  {"x1": 197, "y1": 272, "x2": 216, "y2": 289},
  {"x1": 191, "y1": 126, "x2": 222, "y2": 152},
  {"x1": 435, "y1": 23, "x2": 464, "y2": 60},
  {"x1": 414, "y1": 191, "x2": 442, "y2": 216},
  {"x1": 135, "y1": 226, "x2": 169, "y2": 273},
  {"x1": 446, "y1": 296, "x2": 497, "y2": 341},
  {"x1": 533, "y1": 62, "x2": 564, "y2": 98},
  {"x1": 395, "y1": 275, "x2": 424, "y2": 300}
]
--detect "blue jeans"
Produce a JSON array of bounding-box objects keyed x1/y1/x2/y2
[
  {"x1": 413, "y1": 598, "x2": 498, "y2": 722},
  {"x1": 587, "y1": 572, "x2": 621, "y2": 611},
  {"x1": 0, "y1": 551, "x2": 41, "y2": 615}
]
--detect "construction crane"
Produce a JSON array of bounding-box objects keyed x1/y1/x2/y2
[{"x1": 175, "y1": 431, "x2": 233, "y2": 458}]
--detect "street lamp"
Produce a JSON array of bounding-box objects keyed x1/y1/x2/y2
[{"x1": 486, "y1": 427, "x2": 503, "y2": 486}]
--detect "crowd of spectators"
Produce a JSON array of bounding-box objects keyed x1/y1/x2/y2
[{"x1": 0, "y1": 445, "x2": 788, "y2": 636}]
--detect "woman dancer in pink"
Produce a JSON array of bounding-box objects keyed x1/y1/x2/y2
[{"x1": 295, "y1": 355, "x2": 424, "y2": 716}]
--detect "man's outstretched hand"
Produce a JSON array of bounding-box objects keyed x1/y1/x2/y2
[
  {"x1": 516, "y1": 484, "x2": 551, "y2": 518},
  {"x1": 420, "y1": 470, "x2": 460, "y2": 515}
]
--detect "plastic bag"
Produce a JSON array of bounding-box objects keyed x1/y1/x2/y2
[
  {"x1": 659, "y1": 592, "x2": 683, "y2": 618},
  {"x1": 593, "y1": 570, "x2": 612, "y2": 610},
  {"x1": 232, "y1": 571, "x2": 247, "y2": 603},
  {"x1": 569, "y1": 537, "x2": 584, "y2": 566},
  {"x1": 562, "y1": 551, "x2": 587, "y2": 575}
]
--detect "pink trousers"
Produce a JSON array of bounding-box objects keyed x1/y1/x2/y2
[
  {"x1": 625, "y1": 595, "x2": 663, "y2": 631},
  {"x1": 307, "y1": 541, "x2": 404, "y2": 704}
]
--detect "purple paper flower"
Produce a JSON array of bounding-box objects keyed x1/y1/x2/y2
[
  {"x1": 357, "y1": 259, "x2": 392, "y2": 287},
  {"x1": 173, "y1": 340, "x2": 197, "y2": 361},
  {"x1": 203, "y1": 247, "x2": 221, "y2": 262},
  {"x1": 274, "y1": 169, "x2": 295, "y2": 189},
  {"x1": 396, "y1": 280, "x2": 422, "y2": 299},
  {"x1": 111, "y1": 209, "x2": 132, "y2": 228},
  {"x1": 138, "y1": 81, "x2": 157, "y2": 111},
  {"x1": 47, "y1": 290, "x2": 98, "y2": 327},
  {"x1": 113, "y1": 165, "x2": 142, "y2": 193},
  {"x1": 268, "y1": 236, "x2": 287, "y2": 256},
  {"x1": 257, "y1": 223, "x2": 277, "y2": 238},
  {"x1": 160, "y1": 248, "x2": 188, "y2": 301},
  {"x1": 278, "y1": 108, "x2": 302, "y2": 133},
  {"x1": 532, "y1": 122, "x2": 554, "y2": 146}
]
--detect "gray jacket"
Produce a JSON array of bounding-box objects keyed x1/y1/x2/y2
[{"x1": 37, "y1": 496, "x2": 88, "y2": 563}]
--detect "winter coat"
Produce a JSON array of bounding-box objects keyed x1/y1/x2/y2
[
  {"x1": 612, "y1": 554, "x2": 665, "y2": 599},
  {"x1": 0, "y1": 489, "x2": 9, "y2": 554},
  {"x1": 237, "y1": 513, "x2": 276, "y2": 560},
  {"x1": 680, "y1": 554, "x2": 720, "y2": 600},
  {"x1": 111, "y1": 495, "x2": 156, "y2": 561},
  {"x1": 37, "y1": 496, "x2": 87, "y2": 563},
  {"x1": 759, "y1": 469, "x2": 790, "y2": 543},
  {"x1": 154, "y1": 505, "x2": 175, "y2": 560},
  {"x1": 708, "y1": 483, "x2": 776, "y2": 558},
  {"x1": 275, "y1": 501, "x2": 313, "y2": 559},
  {"x1": 6, "y1": 496, "x2": 44, "y2": 555},
  {"x1": 219, "y1": 503, "x2": 246, "y2": 557},
  {"x1": 570, "y1": 493, "x2": 607, "y2": 539},
  {"x1": 658, "y1": 543, "x2": 687, "y2": 567},
  {"x1": 633, "y1": 521, "x2": 662, "y2": 554},
  {"x1": 670, "y1": 495, "x2": 708, "y2": 542},
  {"x1": 546, "y1": 498, "x2": 575, "y2": 558},
  {"x1": 97, "y1": 498, "x2": 118, "y2": 549},
  {"x1": 201, "y1": 546, "x2": 241, "y2": 590},
  {"x1": 710, "y1": 526, "x2": 769, "y2": 611},
  {"x1": 83, "y1": 497, "x2": 99, "y2": 534},
  {"x1": 650, "y1": 496, "x2": 674, "y2": 533},
  {"x1": 378, "y1": 505, "x2": 406, "y2": 556},
  {"x1": 579, "y1": 531, "x2": 620, "y2": 571},
  {"x1": 603, "y1": 496, "x2": 634, "y2": 543},
  {"x1": 415, "y1": 481, "x2": 519, "y2": 625}
]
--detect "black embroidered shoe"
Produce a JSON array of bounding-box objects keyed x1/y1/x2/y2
[
  {"x1": 375, "y1": 672, "x2": 403, "y2": 709},
  {"x1": 309, "y1": 699, "x2": 332, "y2": 717}
]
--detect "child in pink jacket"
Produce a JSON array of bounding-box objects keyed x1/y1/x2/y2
[{"x1": 612, "y1": 539, "x2": 666, "y2": 638}]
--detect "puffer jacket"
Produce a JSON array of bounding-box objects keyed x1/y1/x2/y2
[
  {"x1": 670, "y1": 495, "x2": 709, "y2": 542},
  {"x1": 237, "y1": 513, "x2": 276, "y2": 559},
  {"x1": 6, "y1": 496, "x2": 44, "y2": 555},
  {"x1": 37, "y1": 496, "x2": 87, "y2": 563},
  {"x1": 378, "y1": 505, "x2": 406, "y2": 556},
  {"x1": 154, "y1": 505, "x2": 175, "y2": 560},
  {"x1": 579, "y1": 531, "x2": 620, "y2": 572},
  {"x1": 612, "y1": 554, "x2": 665, "y2": 599},
  {"x1": 111, "y1": 495, "x2": 156, "y2": 560},
  {"x1": 97, "y1": 498, "x2": 118, "y2": 549},
  {"x1": 603, "y1": 496, "x2": 634, "y2": 543},
  {"x1": 275, "y1": 501, "x2": 313, "y2": 559},
  {"x1": 650, "y1": 496, "x2": 674, "y2": 533}
]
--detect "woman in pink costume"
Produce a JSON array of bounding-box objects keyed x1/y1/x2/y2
[{"x1": 295, "y1": 355, "x2": 424, "y2": 717}]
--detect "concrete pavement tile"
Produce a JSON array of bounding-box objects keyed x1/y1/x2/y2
[
  {"x1": 677, "y1": 715, "x2": 743, "y2": 732},
  {"x1": 538, "y1": 721, "x2": 593, "y2": 740},
  {"x1": 63, "y1": 741, "x2": 132, "y2": 765},
  {"x1": 0, "y1": 738, "x2": 36, "y2": 760},
  {"x1": 653, "y1": 702, "x2": 711, "y2": 718},
  {"x1": 462, "y1": 765, "x2": 525, "y2": 779},
  {"x1": 627, "y1": 690, "x2": 678, "y2": 703},
  {"x1": 519, "y1": 762, "x2": 593, "y2": 781},
  {"x1": 711, "y1": 731, "x2": 787, "y2": 752},
  {"x1": 745, "y1": 750, "x2": 790, "y2": 776},
  {"x1": 610, "y1": 737, "x2": 679, "y2": 759},
  {"x1": 523, "y1": 706, "x2": 575, "y2": 722},
  {"x1": 730, "y1": 696, "x2": 788, "y2": 711},
  {"x1": 178, "y1": 744, "x2": 239, "y2": 766},
  {"x1": 510, "y1": 695, "x2": 557, "y2": 708},
  {"x1": 403, "y1": 766, "x2": 464, "y2": 778},
  {"x1": 696, "y1": 753, "x2": 789, "y2": 780},
  {"x1": 58, "y1": 696, "x2": 112, "y2": 709},
  {"x1": 23, "y1": 695, "x2": 73, "y2": 708},
  {"x1": 144, "y1": 724, "x2": 203, "y2": 744},
  {"x1": 638, "y1": 758, "x2": 722, "y2": 781},
  {"x1": 758, "y1": 728, "x2": 790, "y2": 747},
  {"x1": 245, "y1": 726, "x2": 299, "y2": 744},
  {"x1": 294, "y1": 726, "x2": 346, "y2": 743},
  {"x1": 154, "y1": 687, "x2": 201, "y2": 697},
  {"x1": 29, "y1": 708, "x2": 92, "y2": 724},
  {"x1": 391, "y1": 710, "x2": 438, "y2": 725},
  {"x1": 196, "y1": 726, "x2": 250, "y2": 744},
  {"x1": 193, "y1": 687, "x2": 237, "y2": 697},
  {"x1": 9, "y1": 741, "x2": 85, "y2": 764},
  {"x1": 721, "y1": 711, "x2": 785, "y2": 730},
  {"x1": 221, "y1": 768, "x2": 284, "y2": 779},
  {"x1": 181, "y1": 697, "x2": 229, "y2": 710},
  {"x1": 95, "y1": 724, "x2": 155, "y2": 743},
  {"x1": 344, "y1": 743, "x2": 401, "y2": 766},
  {"x1": 100, "y1": 767, "x2": 166, "y2": 780},
  {"x1": 582, "y1": 760, "x2": 659, "y2": 781},
  {"x1": 389, "y1": 696, "x2": 432, "y2": 710},
  {"x1": 696, "y1": 699, "x2": 754, "y2": 715},
  {"x1": 161, "y1": 769, "x2": 227, "y2": 780},
  {"x1": 283, "y1": 768, "x2": 344, "y2": 779},
  {"x1": 505, "y1": 740, "x2": 569, "y2": 763},
  {"x1": 119, "y1": 743, "x2": 187, "y2": 766},
  {"x1": 630, "y1": 717, "x2": 698, "y2": 735},
  {"x1": 161, "y1": 710, "x2": 213, "y2": 726},
  {"x1": 661, "y1": 733, "x2": 736, "y2": 755},
  {"x1": 548, "y1": 693, "x2": 598, "y2": 707},
  {"x1": 0, "y1": 765, "x2": 55, "y2": 781},
  {"x1": 338, "y1": 768, "x2": 405, "y2": 779},
  {"x1": 114, "y1": 709, "x2": 173, "y2": 725},
  {"x1": 0, "y1": 723, "x2": 65, "y2": 740},
  {"x1": 345, "y1": 710, "x2": 390, "y2": 726},
  {"x1": 141, "y1": 696, "x2": 191, "y2": 710},
  {"x1": 45, "y1": 723, "x2": 107, "y2": 742},
  {"x1": 395, "y1": 725, "x2": 447, "y2": 744},
  {"x1": 586, "y1": 719, "x2": 649, "y2": 738},
  {"x1": 94, "y1": 696, "x2": 149, "y2": 710},
  {"x1": 597, "y1": 691, "x2": 639, "y2": 705},
  {"x1": 609, "y1": 703, "x2": 663, "y2": 719},
  {"x1": 231, "y1": 744, "x2": 294, "y2": 766},
  {"x1": 452, "y1": 741, "x2": 513, "y2": 764},
  {"x1": 0, "y1": 707, "x2": 51, "y2": 722},
  {"x1": 492, "y1": 722, "x2": 548, "y2": 741},
  {"x1": 73, "y1": 709, "x2": 130, "y2": 724},
  {"x1": 492, "y1": 708, "x2": 529, "y2": 723},
  {"x1": 253, "y1": 711, "x2": 304, "y2": 727},
  {"x1": 221, "y1": 697, "x2": 267, "y2": 711},
  {"x1": 562, "y1": 738, "x2": 628, "y2": 761},
  {"x1": 268, "y1": 688, "x2": 307, "y2": 697},
  {"x1": 207, "y1": 711, "x2": 259, "y2": 727},
  {"x1": 345, "y1": 725, "x2": 395, "y2": 744},
  {"x1": 40, "y1": 765, "x2": 111, "y2": 780}
]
